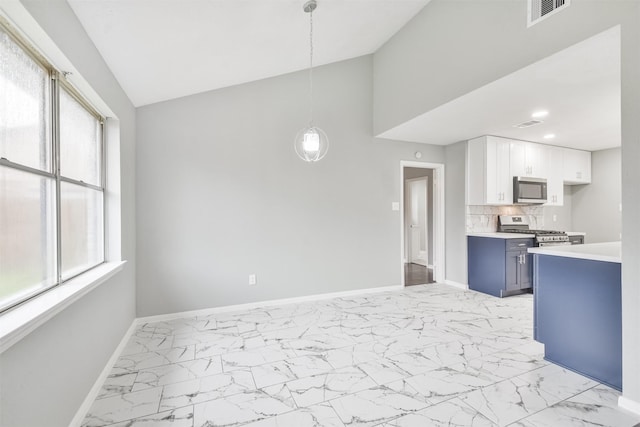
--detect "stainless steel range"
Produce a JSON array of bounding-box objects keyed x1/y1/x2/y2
[{"x1": 498, "y1": 215, "x2": 571, "y2": 247}]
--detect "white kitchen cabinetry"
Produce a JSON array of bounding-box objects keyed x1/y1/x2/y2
[
  {"x1": 510, "y1": 141, "x2": 547, "y2": 178},
  {"x1": 563, "y1": 148, "x2": 591, "y2": 184},
  {"x1": 467, "y1": 136, "x2": 512, "y2": 205},
  {"x1": 545, "y1": 146, "x2": 564, "y2": 206}
]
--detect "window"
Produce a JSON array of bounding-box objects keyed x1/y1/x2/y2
[{"x1": 0, "y1": 24, "x2": 105, "y2": 313}]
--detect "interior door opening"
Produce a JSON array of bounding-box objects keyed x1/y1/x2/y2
[{"x1": 401, "y1": 162, "x2": 445, "y2": 286}]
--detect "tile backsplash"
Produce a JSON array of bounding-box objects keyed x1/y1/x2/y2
[{"x1": 466, "y1": 205, "x2": 545, "y2": 232}]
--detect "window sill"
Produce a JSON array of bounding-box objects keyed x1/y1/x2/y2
[{"x1": 0, "y1": 261, "x2": 126, "y2": 354}]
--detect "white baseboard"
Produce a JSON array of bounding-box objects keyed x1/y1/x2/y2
[
  {"x1": 618, "y1": 396, "x2": 640, "y2": 417},
  {"x1": 69, "y1": 320, "x2": 137, "y2": 427},
  {"x1": 443, "y1": 280, "x2": 468, "y2": 290},
  {"x1": 137, "y1": 285, "x2": 404, "y2": 324}
]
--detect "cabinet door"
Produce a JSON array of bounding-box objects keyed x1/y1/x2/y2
[
  {"x1": 510, "y1": 141, "x2": 527, "y2": 177},
  {"x1": 496, "y1": 139, "x2": 512, "y2": 204},
  {"x1": 505, "y1": 251, "x2": 521, "y2": 291},
  {"x1": 519, "y1": 251, "x2": 533, "y2": 289},
  {"x1": 563, "y1": 148, "x2": 592, "y2": 184},
  {"x1": 545, "y1": 146, "x2": 564, "y2": 206},
  {"x1": 527, "y1": 143, "x2": 547, "y2": 178}
]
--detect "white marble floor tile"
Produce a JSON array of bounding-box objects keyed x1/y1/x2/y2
[
  {"x1": 286, "y1": 365, "x2": 377, "y2": 407},
  {"x1": 192, "y1": 389, "x2": 297, "y2": 427},
  {"x1": 114, "y1": 346, "x2": 196, "y2": 373},
  {"x1": 241, "y1": 403, "x2": 345, "y2": 427},
  {"x1": 329, "y1": 385, "x2": 430, "y2": 427},
  {"x1": 385, "y1": 398, "x2": 495, "y2": 427},
  {"x1": 159, "y1": 369, "x2": 256, "y2": 410},
  {"x1": 221, "y1": 344, "x2": 297, "y2": 371},
  {"x1": 82, "y1": 387, "x2": 163, "y2": 427},
  {"x1": 515, "y1": 364, "x2": 599, "y2": 401},
  {"x1": 83, "y1": 284, "x2": 639, "y2": 427},
  {"x1": 105, "y1": 406, "x2": 194, "y2": 427},
  {"x1": 251, "y1": 354, "x2": 334, "y2": 388},
  {"x1": 460, "y1": 377, "x2": 560, "y2": 426},
  {"x1": 97, "y1": 372, "x2": 137, "y2": 399},
  {"x1": 133, "y1": 358, "x2": 222, "y2": 391},
  {"x1": 513, "y1": 398, "x2": 640, "y2": 427}
]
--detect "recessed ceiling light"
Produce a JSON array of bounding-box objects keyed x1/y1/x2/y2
[
  {"x1": 532, "y1": 111, "x2": 549, "y2": 118},
  {"x1": 544, "y1": 134, "x2": 556, "y2": 139}
]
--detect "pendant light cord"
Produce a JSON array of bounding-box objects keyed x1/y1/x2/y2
[{"x1": 309, "y1": 9, "x2": 314, "y2": 128}]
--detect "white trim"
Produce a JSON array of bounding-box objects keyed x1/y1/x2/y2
[
  {"x1": 0, "y1": 1, "x2": 116, "y2": 118},
  {"x1": 618, "y1": 396, "x2": 640, "y2": 417},
  {"x1": 0, "y1": 261, "x2": 126, "y2": 354},
  {"x1": 69, "y1": 320, "x2": 137, "y2": 427},
  {"x1": 137, "y1": 285, "x2": 404, "y2": 324},
  {"x1": 443, "y1": 280, "x2": 468, "y2": 290},
  {"x1": 400, "y1": 161, "x2": 446, "y2": 286}
]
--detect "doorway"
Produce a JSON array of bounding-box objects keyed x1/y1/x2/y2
[{"x1": 401, "y1": 161, "x2": 445, "y2": 286}]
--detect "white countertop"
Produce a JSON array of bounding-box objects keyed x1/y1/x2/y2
[
  {"x1": 528, "y1": 241, "x2": 621, "y2": 263},
  {"x1": 566, "y1": 231, "x2": 587, "y2": 236},
  {"x1": 467, "y1": 232, "x2": 535, "y2": 239}
]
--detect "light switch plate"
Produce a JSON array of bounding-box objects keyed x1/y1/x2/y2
[{"x1": 391, "y1": 202, "x2": 400, "y2": 211}]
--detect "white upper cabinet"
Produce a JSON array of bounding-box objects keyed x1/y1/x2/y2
[
  {"x1": 467, "y1": 136, "x2": 592, "y2": 206},
  {"x1": 468, "y1": 136, "x2": 512, "y2": 205},
  {"x1": 510, "y1": 141, "x2": 547, "y2": 178},
  {"x1": 545, "y1": 146, "x2": 564, "y2": 206},
  {"x1": 563, "y1": 148, "x2": 592, "y2": 184}
]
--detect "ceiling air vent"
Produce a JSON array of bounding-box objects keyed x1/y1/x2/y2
[
  {"x1": 528, "y1": 0, "x2": 571, "y2": 27},
  {"x1": 514, "y1": 120, "x2": 543, "y2": 129}
]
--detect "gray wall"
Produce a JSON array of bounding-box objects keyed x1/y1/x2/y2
[
  {"x1": 404, "y1": 167, "x2": 434, "y2": 266},
  {"x1": 136, "y1": 55, "x2": 446, "y2": 316},
  {"x1": 0, "y1": 1, "x2": 137, "y2": 426},
  {"x1": 445, "y1": 141, "x2": 467, "y2": 285},
  {"x1": 572, "y1": 148, "x2": 621, "y2": 243},
  {"x1": 373, "y1": 0, "x2": 640, "y2": 407}
]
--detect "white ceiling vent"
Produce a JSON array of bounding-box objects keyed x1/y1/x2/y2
[
  {"x1": 514, "y1": 120, "x2": 543, "y2": 129},
  {"x1": 528, "y1": 0, "x2": 571, "y2": 27}
]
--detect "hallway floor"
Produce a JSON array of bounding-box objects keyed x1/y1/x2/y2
[
  {"x1": 404, "y1": 263, "x2": 434, "y2": 286},
  {"x1": 82, "y1": 285, "x2": 640, "y2": 427}
]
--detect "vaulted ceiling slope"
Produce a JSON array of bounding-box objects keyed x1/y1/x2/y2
[{"x1": 67, "y1": 0, "x2": 430, "y2": 107}]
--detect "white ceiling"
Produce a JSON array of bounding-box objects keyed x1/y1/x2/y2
[
  {"x1": 378, "y1": 26, "x2": 621, "y2": 152},
  {"x1": 67, "y1": 0, "x2": 429, "y2": 107}
]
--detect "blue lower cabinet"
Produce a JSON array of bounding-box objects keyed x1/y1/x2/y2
[
  {"x1": 468, "y1": 236, "x2": 534, "y2": 297},
  {"x1": 534, "y1": 254, "x2": 622, "y2": 391}
]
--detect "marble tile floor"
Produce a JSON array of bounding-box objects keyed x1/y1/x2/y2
[{"x1": 82, "y1": 284, "x2": 640, "y2": 427}]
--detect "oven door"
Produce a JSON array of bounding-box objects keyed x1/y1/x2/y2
[
  {"x1": 537, "y1": 241, "x2": 572, "y2": 247},
  {"x1": 514, "y1": 177, "x2": 547, "y2": 204}
]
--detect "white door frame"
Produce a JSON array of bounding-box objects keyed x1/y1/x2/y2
[
  {"x1": 405, "y1": 177, "x2": 429, "y2": 266},
  {"x1": 400, "y1": 161, "x2": 445, "y2": 285}
]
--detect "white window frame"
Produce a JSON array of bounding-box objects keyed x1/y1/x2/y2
[{"x1": 0, "y1": 4, "x2": 125, "y2": 353}]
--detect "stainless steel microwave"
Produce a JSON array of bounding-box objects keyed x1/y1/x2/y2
[{"x1": 513, "y1": 176, "x2": 547, "y2": 204}]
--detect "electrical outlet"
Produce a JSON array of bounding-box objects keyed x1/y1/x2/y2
[
  {"x1": 249, "y1": 274, "x2": 257, "y2": 285},
  {"x1": 553, "y1": 214, "x2": 557, "y2": 222},
  {"x1": 391, "y1": 202, "x2": 400, "y2": 211}
]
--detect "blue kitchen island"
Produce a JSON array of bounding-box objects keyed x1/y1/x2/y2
[{"x1": 529, "y1": 242, "x2": 622, "y2": 391}]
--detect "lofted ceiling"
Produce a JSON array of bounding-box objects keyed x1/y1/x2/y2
[
  {"x1": 67, "y1": 0, "x2": 430, "y2": 107},
  {"x1": 378, "y1": 26, "x2": 621, "y2": 152}
]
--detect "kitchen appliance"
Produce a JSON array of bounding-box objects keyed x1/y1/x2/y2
[
  {"x1": 513, "y1": 176, "x2": 547, "y2": 204},
  {"x1": 498, "y1": 215, "x2": 570, "y2": 247}
]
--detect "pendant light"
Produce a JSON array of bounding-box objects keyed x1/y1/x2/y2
[{"x1": 294, "y1": 0, "x2": 329, "y2": 162}]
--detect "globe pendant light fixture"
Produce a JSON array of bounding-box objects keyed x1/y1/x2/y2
[{"x1": 295, "y1": 0, "x2": 329, "y2": 162}]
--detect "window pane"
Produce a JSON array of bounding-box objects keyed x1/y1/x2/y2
[
  {"x1": 0, "y1": 165, "x2": 56, "y2": 311},
  {"x1": 60, "y1": 182, "x2": 103, "y2": 280},
  {"x1": 0, "y1": 27, "x2": 51, "y2": 171},
  {"x1": 59, "y1": 88, "x2": 101, "y2": 186}
]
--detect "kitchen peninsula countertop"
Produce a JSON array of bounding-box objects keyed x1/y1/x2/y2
[
  {"x1": 466, "y1": 232, "x2": 535, "y2": 239},
  {"x1": 528, "y1": 241, "x2": 621, "y2": 263}
]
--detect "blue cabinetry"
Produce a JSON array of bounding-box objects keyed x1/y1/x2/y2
[
  {"x1": 533, "y1": 253, "x2": 621, "y2": 390},
  {"x1": 468, "y1": 236, "x2": 534, "y2": 297}
]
